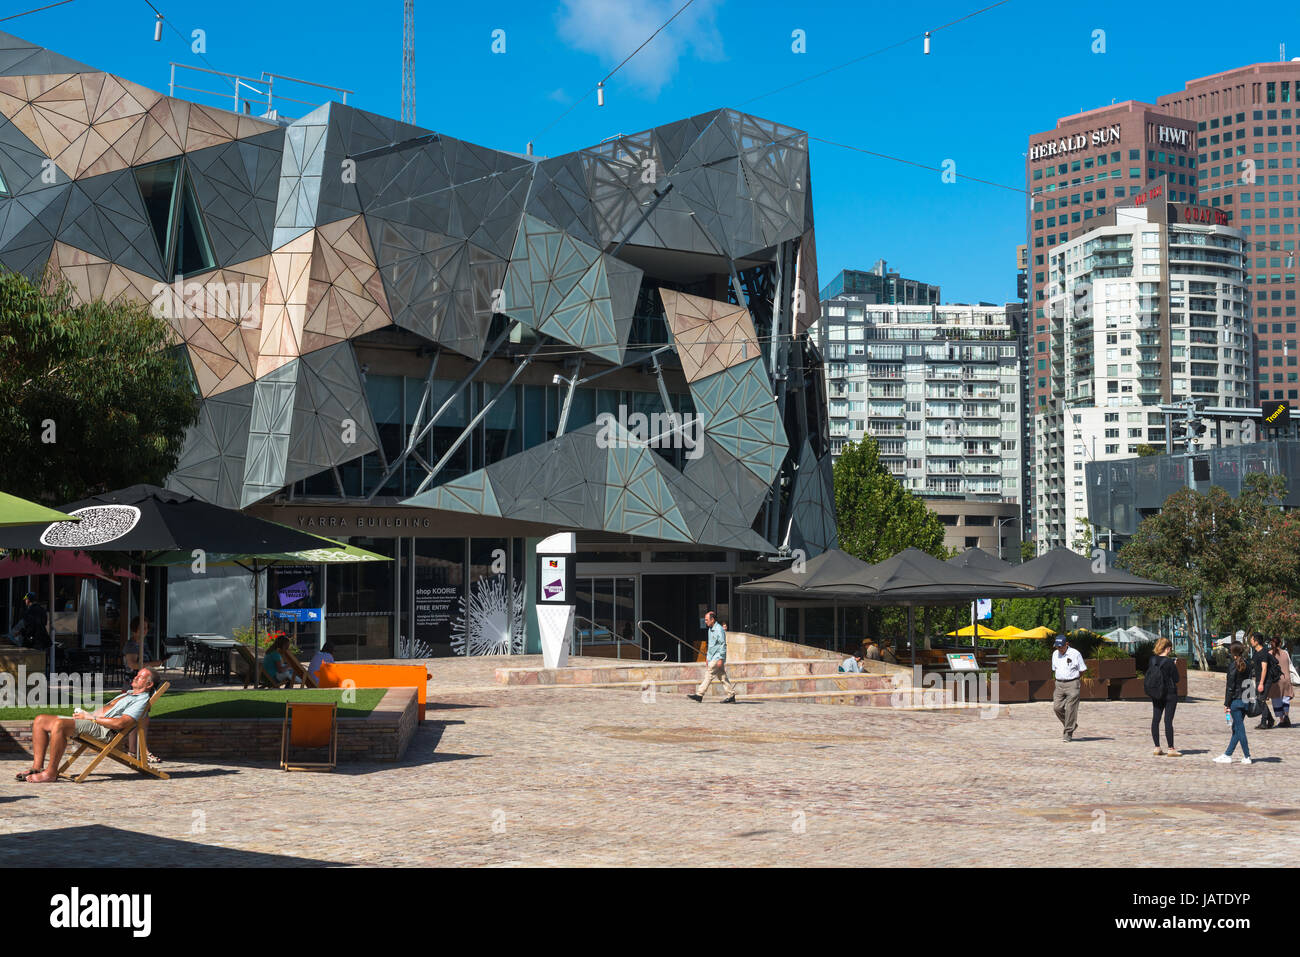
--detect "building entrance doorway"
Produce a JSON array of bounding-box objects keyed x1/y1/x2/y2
[{"x1": 640, "y1": 574, "x2": 712, "y2": 661}]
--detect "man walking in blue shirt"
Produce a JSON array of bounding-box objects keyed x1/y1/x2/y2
[{"x1": 687, "y1": 610, "x2": 737, "y2": 704}]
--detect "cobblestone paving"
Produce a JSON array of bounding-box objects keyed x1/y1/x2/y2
[{"x1": 3, "y1": 660, "x2": 1295, "y2": 867}]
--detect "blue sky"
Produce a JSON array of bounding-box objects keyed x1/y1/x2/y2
[{"x1": 9, "y1": 0, "x2": 1294, "y2": 303}]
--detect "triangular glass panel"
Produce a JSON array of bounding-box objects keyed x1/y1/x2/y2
[
  {"x1": 174, "y1": 168, "x2": 216, "y2": 277},
  {"x1": 134, "y1": 158, "x2": 179, "y2": 268},
  {"x1": 133, "y1": 157, "x2": 216, "y2": 279}
]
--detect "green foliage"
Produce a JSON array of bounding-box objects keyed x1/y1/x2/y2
[
  {"x1": 991, "y1": 597, "x2": 1057, "y2": 632},
  {"x1": 834, "y1": 437, "x2": 953, "y2": 637},
  {"x1": 1132, "y1": 640, "x2": 1157, "y2": 673},
  {"x1": 1093, "y1": 642, "x2": 1134, "y2": 661},
  {"x1": 1004, "y1": 639, "x2": 1052, "y2": 661},
  {"x1": 233, "y1": 625, "x2": 299, "y2": 656},
  {"x1": 0, "y1": 268, "x2": 199, "y2": 504},
  {"x1": 1135, "y1": 444, "x2": 1161, "y2": 457},
  {"x1": 834, "y1": 437, "x2": 950, "y2": 563},
  {"x1": 1120, "y1": 473, "x2": 1300, "y2": 655},
  {"x1": 1019, "y1": 539, "x2": 1036, "y2": 563},
  {"x1": 1067, "y1": 629, "x2": 1104, "y2": 658}
]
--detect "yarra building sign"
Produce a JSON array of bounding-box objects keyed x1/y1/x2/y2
[{"x1": 1030, "y1": 124, "x2": 1121, "y2": 162}]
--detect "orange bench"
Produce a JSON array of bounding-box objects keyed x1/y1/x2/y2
[{"x1": 315, "y1": 662, "x2": 430, "y2": 721}]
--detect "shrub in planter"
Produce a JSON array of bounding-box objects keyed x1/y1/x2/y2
[
  {"x1": 1005, "y1": 639, "x2": 1053, "y2": 662},
  {"x1": 1068, "y1": 629, "x2": 1104, "y2": 659},
  {"x1": 1132, "y1": 640, "x2": 1156, "y2": 674},
  {"x1": 1089, "y1": 643, "x2": 1136, "y2": 679}
]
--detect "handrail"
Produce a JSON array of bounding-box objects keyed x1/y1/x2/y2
[
  {"x1": 574, "y1": 615, "x2": 664, "y2": 661},
  {"x1": 637, "y1": 620, "x2": 700, "y2": 664}
]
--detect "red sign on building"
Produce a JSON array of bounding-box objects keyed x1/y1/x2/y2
[
  {"x1": 1134, "y1": 185, "x2": 1163, "y2": 206},
  {"x1": 1180, "y1": 205, "x2": 1231, "y2": 226}
]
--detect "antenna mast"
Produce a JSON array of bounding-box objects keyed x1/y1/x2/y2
[{"x1": 402, "y1": 0, "x2": 415, "y2": 124}]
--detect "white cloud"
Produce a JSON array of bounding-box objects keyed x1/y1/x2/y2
[{"x1": 555, "y1": 0, "x2": 724, "y2": 97}]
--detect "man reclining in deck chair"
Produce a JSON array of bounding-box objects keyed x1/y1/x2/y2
[{"x1": 19, "y1": 667, "x2": 157, "y2": 783}]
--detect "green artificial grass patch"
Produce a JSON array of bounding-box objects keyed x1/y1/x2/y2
[{"x1": 0, "y1": 688, "x2": 386, "y2": 722}]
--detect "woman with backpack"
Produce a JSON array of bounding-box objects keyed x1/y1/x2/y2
[
  {"x1": 1215, "y1": 642, "x2": 1254, "y2": 764},
  {"x1": 1145, "y1": 637, "x2": 1181, "y2": 756},
  {"x1": 1268, "y1": 637, "x2": 1293, "y2": 729}
]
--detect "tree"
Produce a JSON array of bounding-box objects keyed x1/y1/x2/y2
[
  {"x1": 991, "y1": 596, "x2": 1058, "y2": 632},
  {"x1": 0, "y1": 269, "x2": 199, "y2": 504},
  {"x1": 1072, "y1": 516, "x2": 1094, "y2": 555},
  {"x1": 834, "y1": 437, "x2": 950, "y2": 563},
  {"x1": 833, "y1": 437, "x2": 951, "y2": 639},
  {"x1": 1019, "y1": 539, "x2": 1035, "y2": 563},
  {"x1": 1135, "y1": 444, "x2": 1161, "y2": 457}
]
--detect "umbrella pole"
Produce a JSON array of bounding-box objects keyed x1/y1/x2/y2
[
  {"x1": 48, "y1": 570, "x2": 54, "y2": 678},
  {"x1": 908, "y1": 606, "x2": 915, "y2": 669}
]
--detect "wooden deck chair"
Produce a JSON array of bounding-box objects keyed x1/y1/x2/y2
[
  {"x1": 284, "y1": 648, "x2": 316, "y2": 688},
  {"x1": 234, "y1": 643, "x2": 260, "y2": 689},
  {"x1": 57, "y1": 682, "x2": 171, "y2": 782},
  {"x1": 280, "y1": 701, "x2": 337, "y2": 771}
]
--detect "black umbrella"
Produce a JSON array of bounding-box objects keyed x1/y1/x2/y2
[
  {"x1": 946, "y1": 547, "x2": 1021, "y2": 646},
  {"x1": 947, "y1": 546, "x2": 1019, "y2": 579},
  {"x1": 1003, "y1": 547, "x2": 1180, "y2": 636},
  {"x1": 734, "y1": 548, "x2": 878, "y2": 600},
  {"x1": 0, "y1": 485, "x2": 336, "y2": 665},
  {"x1": 855, "y1": 548, "x2": 1031, "y2": 666}
]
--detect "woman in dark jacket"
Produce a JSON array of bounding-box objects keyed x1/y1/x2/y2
[
  {"x1": 1215, "y1": 643, "x2": 1253, "y2": 764},
  {"x1": 1147, "y1": 637, "x2": 1181, "y2": 756}
]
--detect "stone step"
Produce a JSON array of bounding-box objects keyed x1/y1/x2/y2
[
  {"x1": 740, "y1": 688, "x2": 976, "y2": 710},
  {"x1": 495, "y1": 657, "x2": 880, "y2": 687},
  {"x1": 582, "y1": 672, "x2": 901, "y2": 697}
]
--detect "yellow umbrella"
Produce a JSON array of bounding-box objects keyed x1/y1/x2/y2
[
  {"x1": 945, "y1": 623, "x2": 1000, "y2": 638},
  {"x1": 1001, "y1": 625, "x2": 1058, "y2": 640}
]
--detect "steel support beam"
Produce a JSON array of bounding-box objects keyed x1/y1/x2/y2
[
  {"x1": 365, "y1": 323, "x2": 514, "y2": 501},
  {"x1": 414, "y1": 337, "x2": 545, "y2": 495}
]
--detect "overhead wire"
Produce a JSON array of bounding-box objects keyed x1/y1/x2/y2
[
  {"x1": 535, "y1": 0, "x2": 700, "y2": 141},
  {"x1": 740, "y1": 0, "x2": 1011, "y2": 107},
  {"x1": 0, "y1": 0, "x2": 76, "y2": 23}
]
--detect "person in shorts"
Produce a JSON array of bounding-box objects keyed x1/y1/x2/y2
[{"x1": 20, "y1": 668, "x2": 157, "y2": 783}]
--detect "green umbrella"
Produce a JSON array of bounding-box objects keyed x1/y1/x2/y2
[
  {"x1": 148, "y1": 535, "x2": 391, "y2": 682},
  {"x1": 0, "y1": 491, "x2": 80, "y2": 528}
]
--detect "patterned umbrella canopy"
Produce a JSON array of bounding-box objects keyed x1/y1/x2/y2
[{"x1": 0, "y1": 485, "x2": 331, "y2": 556}]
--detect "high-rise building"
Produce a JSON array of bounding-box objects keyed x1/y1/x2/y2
[
  {"x1": 816, "y1": 297, "x2": 1023, "y2": 553},
  {"x1": 1156, "y1": 63, "x2": 1300, "y2": 405},
  {"x1": 819, "y1": 261, "x2": 940, "y2": 305},
  {"x1": 1034, "y1": 194, "x2": 1249, "y2": 550},
  {"x1": 1026, "y1": 103, "x2": 1199, "y2": 418}
]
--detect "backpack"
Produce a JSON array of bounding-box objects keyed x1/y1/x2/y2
[
  {"x1": 1241, "y1": 680, "x2": 1263, "y2": 717},
  {"x1": 1143, "y1": 659, "x2": 1167, "y2": 700}
]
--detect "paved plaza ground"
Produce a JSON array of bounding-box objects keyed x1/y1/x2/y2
[{"x1": 2, "y1": 659, "x2": 1295, "y2": 867}]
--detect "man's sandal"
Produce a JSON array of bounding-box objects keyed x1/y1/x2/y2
[{"x1": 15, "y1": 769, "x2": 37, "y2": 781}]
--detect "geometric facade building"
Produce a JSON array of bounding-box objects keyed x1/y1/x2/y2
[{"x1": 0, "y1": 31, "x2": 834, "y2": 658}]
